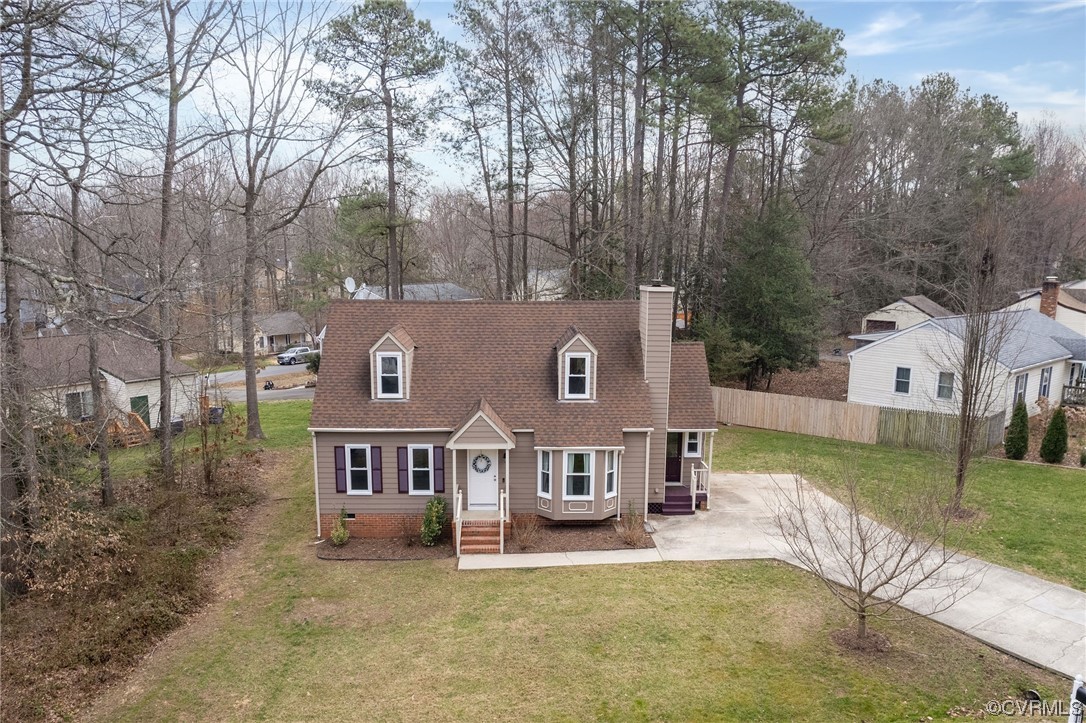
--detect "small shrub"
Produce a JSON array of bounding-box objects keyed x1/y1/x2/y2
[
  {"x1": 511, "y1": 514, "x2": 544, "y2": 550},
  {"x1": 306, "y1": 352, "x2": 321, "y2": 374},
  {"x1": 420, "y1": 497, "x2": 447, "y2": 546},
  {"x1": 617, "y1": 502, "x2": 648, "y2": 547},
  {"x1": 1039, "y1": 407, "x2": 1068, "y2": 464},
  {"x1": 329, "y1": 508, "x2": 349, "y2": 547},
  {"x1": 399, "y1": 515, "x2": 417, "y2": 546},
  {"x1": 1004, "y1": 400, "x2": 1029, "y2": 460},
  {"x1": 1079, "y1": 447, "x2": 1086, "y2": 467}
]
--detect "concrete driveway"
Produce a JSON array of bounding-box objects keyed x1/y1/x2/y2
[{"x1": 651, "y1": 473, "x2": 1086, "y2": 679}]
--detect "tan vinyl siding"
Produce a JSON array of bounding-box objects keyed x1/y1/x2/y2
[
  {"x1": 862, "y1": 301, "x2": 933, "y2": 333},
  {"x1": 314, "y1": 431, "x2": 450, "y2": 515},
  {"x1": 507, "y1": 433, "x2": 538, "y2": 513},
  {"x1": 455, "y1": 416, "x2": 509, "y2": 448},
  {"x1": 621, "y1": 431, "x2": 648, "y2": 515}
]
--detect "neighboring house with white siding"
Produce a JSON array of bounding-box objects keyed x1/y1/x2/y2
[
  {"x1": 309, "y1": 285, "x2": 717, "y2": 554},
  {"x1": 24, "y1": 333, "x2": 201, "y2": 428},
  {"x1": 218, "y1": 310, "x2": 312, "y2": 355},
  {"x1": 847, "y1": 309, "x2": 1086, "y2": 421},
  {"x1": 1004, "y1": 276, "x2": 1086, "y2": 336}
]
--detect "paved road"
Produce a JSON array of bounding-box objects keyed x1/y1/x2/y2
[
  {"x1": 462, "y1": 473, "x2": 1086, "y2": 679},
  {"x1": 217, "y1": 385, "x2": 314, "y2": 403},
  {"x1": 210, "y1": 362, "x2": 301, "y2": 386}
]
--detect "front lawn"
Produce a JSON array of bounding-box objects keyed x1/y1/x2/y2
[
  {"x1": 714, "y1": 426, "x2": 1086, "y2": 590},
  {"x1": 91, "y1": 422, "x2": 1064, "y2": 723}
]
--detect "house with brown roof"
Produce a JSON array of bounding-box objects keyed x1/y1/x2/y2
[
  {"x1": 217, "y1": 310, "x2": 312, "y2": 355},
  {"x1": 309, "y1": 284, "x2": 717, "y2": 554},
  {"x1": 1006, "y1": 276, "x2": 1086, "y2": 336},
  {"x1": 23, "y1": 332, "x2": 201, "y2": 428}
]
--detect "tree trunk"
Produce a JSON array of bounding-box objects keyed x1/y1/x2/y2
[
  {"x1": 384, "y1": 86, "x2": 401, "y2": 300},
  {"x1": 242, "y1": 195, "x2": 265, "y2": 440},
  {"x1": 626, "y1": 0, "x2": 646, "y2": 298}
]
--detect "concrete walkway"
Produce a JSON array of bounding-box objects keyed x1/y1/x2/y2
[{"x1": 459, "y1": 473, "x2": 1086, "y2": 679}]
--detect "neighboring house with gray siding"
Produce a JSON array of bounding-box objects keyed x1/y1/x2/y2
[
  {"x1": 309, "y1": 284, "x2": 716, "y2": 554},
  {"x1": 218, "y1": 310, "x2": 312, "y2": 354}
]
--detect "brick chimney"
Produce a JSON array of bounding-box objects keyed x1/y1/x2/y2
[{"x1": 1039, "y1": 276, "x2": 1059, "y2": 319}]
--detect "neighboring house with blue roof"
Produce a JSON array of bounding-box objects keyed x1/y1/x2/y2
[{"x1": 847, "y1": 309, "x2": 1086, "y2": 420}]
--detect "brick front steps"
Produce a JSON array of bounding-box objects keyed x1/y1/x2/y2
[{"x1": 459, "y1": 520, "x2": 502, "y2": 554}]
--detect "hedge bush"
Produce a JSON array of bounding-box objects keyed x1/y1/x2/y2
[
  {"x1": 1039, "y1": 407, "x2": 1068, "y2": 464},
  {"x1": 1004, "y1": 400, "x2": 1029, "y2": 460}
]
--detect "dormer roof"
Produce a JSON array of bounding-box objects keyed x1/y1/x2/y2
[
  {"x1": 554, "y1": 324, "x2": 598, "y2": 355},
  {"x1": 369, "y1": 323, "x2": 415, "y2": 354}
]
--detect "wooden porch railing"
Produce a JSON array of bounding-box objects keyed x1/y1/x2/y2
[{"x1": 1063, "y1": 385, "x2": 1086, "y2": 407}]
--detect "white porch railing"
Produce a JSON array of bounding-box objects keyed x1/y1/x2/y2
[
  {"x1": 498, "y1": 489, "x2": 508, "y2": 554},
  {"x1": 453, "y1": 489, "x2": 464, "y2": 557},
  {"x1": 691, "y1": 461, "x2": 710, "y2": 511}
]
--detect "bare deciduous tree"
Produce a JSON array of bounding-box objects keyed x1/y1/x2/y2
[{"x1": 773, "y1": 471, "x2": 978, "y2": 644}]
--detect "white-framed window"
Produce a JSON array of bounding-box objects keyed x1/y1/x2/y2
[
  {"x1": 564, "y1": 450, "x2": 593, "y2": 499},
  {"x1": 1039, "y1": 366, "x2": 1052, "y2": 398},
  {"x1": 565, "y1": 353, "x2": 591, "y2": 399},
  {"x1": 604, "y1": 450, "x2": 617, "y2": 498},
  {"x1": 684, "y1": 432, "x2": 701, "y2": 457},
  {"x1": 936, "y1": 371, "x2": 954, "y2": 400},
  {"x1": 346, "y1": 444, "x2": 371, "y2": 495},
  {"x1": 894, "y1": 367, "x2": 911, "y2": 394},
  {"x1": 408, "y1": 444, "x2": 433, "y2": 495},
  {"x1": 537, "y1": 450, "x2": 552, "y2": 499},
  {"x1": 1013, "y1": 373, "x2": 1028, "y2": 405},
  {"x1": 376, "y1": 352, "x2": 403, "y2": 398},
  {"x1": 65, "y1": 390, "x2": 93, "y2": 420}
]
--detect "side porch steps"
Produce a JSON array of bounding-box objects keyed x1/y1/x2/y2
[{"x1": 661, "y1": 486, "x2": 706, "y2": 516}]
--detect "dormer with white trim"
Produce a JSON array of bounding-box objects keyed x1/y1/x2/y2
[
  {"x1": 369, "y1": 324, "x2": 415, "y2": 400},
  {"x1": 555, "y1": 325, "x2": 597, "y2": 401}
]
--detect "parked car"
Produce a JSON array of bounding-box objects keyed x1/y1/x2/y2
[{"x1": 276, "y1": 346, "x2": 314, "y2": 365}]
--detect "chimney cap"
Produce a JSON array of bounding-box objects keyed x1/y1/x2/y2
[
  {"x1": 650, "y1": 278, "x2": 663, "y2": 287},
  {"x1": 1043, "y1": 275, "x2": 1059, "y2": 284}
]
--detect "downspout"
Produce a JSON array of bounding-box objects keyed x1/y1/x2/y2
[
  {"x1": 643, "y1": 429, "x2": 652, "y2": 518},
  {"x1": 311, "y1": 432, "x2": 321, "y2": 538},
  {"x1": 616, "y1": 449, "x2": 622, "y2": 520}
]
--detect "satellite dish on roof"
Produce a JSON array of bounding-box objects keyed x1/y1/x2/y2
[{"x1": 344, "y1": 277, "x2": 357, "y2": 295}]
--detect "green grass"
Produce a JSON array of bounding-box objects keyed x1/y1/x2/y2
[
  {"x1": 100, "y1": 401, "x2": 312, "y2": 481},
  {"x1": 91, "y1": 414, "x2": 1064, "y2": 723},
  {"x1": 714, "y1": 426, "x2": 1086, "y2": 590}
]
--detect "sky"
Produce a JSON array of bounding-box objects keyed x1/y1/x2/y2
[
  {"x1": 794, "y1": 0, "x2": 1086, "y2": 129},
  {"x1": 412, "y1": 0, "x2": 1086, "y2": 129}
]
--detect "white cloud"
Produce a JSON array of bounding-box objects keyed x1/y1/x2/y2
[
  {"x1": 842, "y1": 3, "x2": 1070, "y2": 57},
  {"x1": 1024, "y1": 0, "x2": 1086, "y2": 14}
]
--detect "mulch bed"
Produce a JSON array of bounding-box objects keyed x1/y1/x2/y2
[
  {"x1": 316, "y1": 520, "x2": 655, "y2": 559},
  {"x1": 509, "y1": 520, "x2": 655, "y2": 554},
  {"x1": 316, "y1": 537, "x2": 454, "y2": 560},
  {"x1": 986, "y1": 403, "x2": 1086, "y2": 469}
]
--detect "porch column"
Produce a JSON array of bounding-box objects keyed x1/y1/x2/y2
[
  {"x1": 706, "y1": 431, "x2": 715, "y2": 510},
  {"x1": 452, "y1": 448, "x2": 458, "y2": 509}
]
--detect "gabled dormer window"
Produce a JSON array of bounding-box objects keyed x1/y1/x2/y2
[
  {"x1": 555, "y1": 325, "x2": 597, "y2": 401},
  {"x1": 370, "y1": 325, "x2": 413, "y2": 400},
  {"x1": 376, "y1": 352, "x2": 403, "y2": 398},
  {"x1": 565, "y1": 353, "x2": 591, "y2": 399}
]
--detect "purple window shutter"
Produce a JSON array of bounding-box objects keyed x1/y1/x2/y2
[
  {"x1": 334, "y1": 445, "x2": 346, "y2": 493},
  {"x1": 433, "y1": 446, "x2": 445, "y2": 493},
  {"x1": 397, "y1": 447, "x2": 409, "y2": 493},
  {"x1": 371, "y1": 446, "x2": 383, "y2": 493}
]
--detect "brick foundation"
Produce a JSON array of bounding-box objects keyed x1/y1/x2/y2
[{"x1": 319, "y1": 513, "x2": 452, "y2": 540}]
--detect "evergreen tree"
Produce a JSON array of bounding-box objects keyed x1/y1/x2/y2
[
  {"x1": 713, "y1": 203, "x2": 828, "y2": 389},
  {"x1": 1039, "y1": 407, "x2": 1068, "y2": 464},
  {"x1": 1004, "y1": 400, "x2": 1029, "y2": 460}
]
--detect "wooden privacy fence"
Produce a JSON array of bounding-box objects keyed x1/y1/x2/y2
[
  {"x1": 712, "y1": 386, "x2": 1005, "y2": 453},
  {"x1": 712, "y1": 387, "x2": 879, "y2": 444}
]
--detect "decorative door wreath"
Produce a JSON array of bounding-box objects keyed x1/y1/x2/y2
[{"x1": 471, "y1": 454, "x2": 492, "y2": 474}]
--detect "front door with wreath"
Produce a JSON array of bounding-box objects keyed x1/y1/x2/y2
[{"x1": 467, "y1": 449, "x2": 499, "y2": 510}]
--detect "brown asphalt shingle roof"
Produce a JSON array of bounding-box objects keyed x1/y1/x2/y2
[
  {"x1": 311, "y1": 300, "x2": 655, "y2": 447},
  {"x1": 23, "y1": 333, "x2": 196, "y2": 388},
  {"x1": 667, "y1": 343, "x2": 717, "y2": 430},
  {"x1": 901, "y1": 295, "x2": 953, "y2": 318}
]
